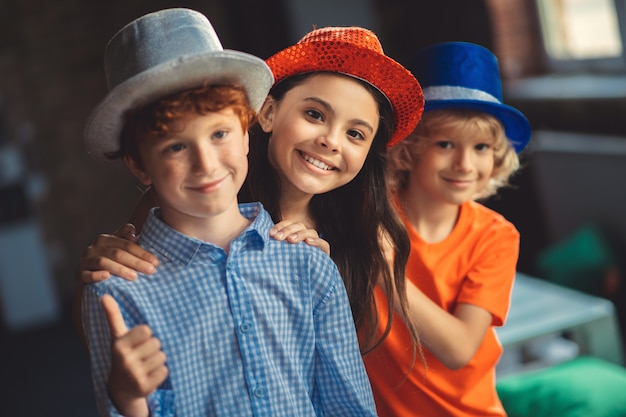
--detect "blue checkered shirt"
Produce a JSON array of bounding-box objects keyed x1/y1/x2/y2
[{"x1": 82, "y1": 203, "x2": 377, "y2": 417}]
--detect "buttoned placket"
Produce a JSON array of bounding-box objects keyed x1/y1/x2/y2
[{"x1": 224, "y1": 236, "x2": 271, "y2": 415}]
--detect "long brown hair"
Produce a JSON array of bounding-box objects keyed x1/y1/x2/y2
[{"x1": 239, "y1": 73, "x2": 421, "y2": 355}]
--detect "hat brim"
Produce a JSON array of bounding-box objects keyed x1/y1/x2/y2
[
  {"x1": 266, "y1": 43, "x2": 423, "y2": 147},
  {"x1": 425, "y1": 99, "x2": 531, "y2": 152},
  {"x1": 85, "y1": 50, "x2": 274, "y2": 160}
]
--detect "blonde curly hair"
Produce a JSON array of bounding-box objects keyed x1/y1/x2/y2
[{"x1": 387, "y1": 109, "x2": 520, "y2": 200}]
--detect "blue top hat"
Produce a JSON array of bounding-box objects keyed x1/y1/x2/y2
[{"x1": 408, "y1": 42, "x2": 531, "y2": 153}]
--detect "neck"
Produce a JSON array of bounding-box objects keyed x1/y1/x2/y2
[
  {"x1": 399, "y1": 189, "x2": 460, "y2": 244},
  {"x1": 278, "y1": 186, "x2": 316, "y2": 228},
  {"x1": 159, "y1": 205, "x2": 250, "y2": 253}
]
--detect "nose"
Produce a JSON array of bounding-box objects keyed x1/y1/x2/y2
[
  {"x1": 453, "y1": 147, "x2": 473, "y2": 173},
  {"x1": 192, "y1": 144, "x2": 217, "y2": 175},
  {"x1": 316, "y1": 129, "x2": 340, "y2": 153}
]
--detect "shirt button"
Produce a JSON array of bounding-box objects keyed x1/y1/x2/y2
[
  {"x1": 239, "y1": 321, "x2": 252, "y2": 333},
  {"x1": 253, "y1": 387, "x2": 266, "y2": 398}
]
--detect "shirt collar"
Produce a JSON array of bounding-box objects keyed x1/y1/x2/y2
[{"x1": 139, "y1": 202, "x2": 273, "y2": 266}]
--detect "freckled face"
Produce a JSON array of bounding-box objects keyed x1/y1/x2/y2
[
  {"x1": 407, "y1": 126, "x2": 495, "y2": 207},
  {"x1": 258, "y1": 73, "x2": 380, "y2": 199},
  {"x1": 125, "y1": 108, "x2": 249, "y2": 227}
]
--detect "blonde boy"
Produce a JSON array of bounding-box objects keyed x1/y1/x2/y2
[{"x1": 364, "y1": 42, "x2": 531, "y2": 417}]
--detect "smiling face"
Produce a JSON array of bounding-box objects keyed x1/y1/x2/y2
[
  {"x1": 125, "y1": 108, "x2": 249, "y2": 232},
  {"x1": 406, "y1": 124, "x2": 495, "y2": 208},
  {"x1": 258, "y1": 73, "x2": 380, "y2": 202}
]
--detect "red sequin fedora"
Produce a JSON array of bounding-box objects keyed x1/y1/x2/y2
[{"x1": 266, "y1": 27, "x2": 424, "y2": 146}]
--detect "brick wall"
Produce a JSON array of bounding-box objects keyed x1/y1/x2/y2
[{"x1": 486, "y1": 0, "x2": 546, "y2": 79}]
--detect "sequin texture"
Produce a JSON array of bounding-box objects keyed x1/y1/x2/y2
[{"x1": 266, "y1": 27, "x2": 424, "y2": 146}]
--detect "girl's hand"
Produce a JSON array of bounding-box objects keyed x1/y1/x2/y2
[
  {"x1": 76, "y1": 224, "x2": 159, "y2": 283},
  {"x1": 269, "y1": 220, "x2": 331, "y2": 256}
]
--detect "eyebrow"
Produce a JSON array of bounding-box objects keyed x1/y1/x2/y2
[{"x1": 302, "y1": 97, "x2": 375, "y2": 135}]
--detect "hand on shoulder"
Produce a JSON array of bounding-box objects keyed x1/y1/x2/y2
[
  {"x1": 269, "y1": 220, "x2": 330, "y2": 256},
  {"x1": 76, "y1": 224, "x2": 159, "y2": 283}
]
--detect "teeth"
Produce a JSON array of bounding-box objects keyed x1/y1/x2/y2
[{"x1": 302, "y1": 153, "x2": 333, "y2": 170}]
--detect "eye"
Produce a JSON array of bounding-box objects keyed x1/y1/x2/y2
[
  {"x1": 347, "y1": 129, "x2": 365, "y2": 141},
  {"x1": 305, "y1": 109, "x2": 324, "y2": 122},
  {"x1": 166, "y1": 143, "x2": 186, "y2": 153},
  {"x1": 475, "y1": 143, "x2": 492, "y2": 152},
  {"x1": 435, "y1": 140, "x2": 453, "y2": 149},
  {"x1": 212, "y1": 130, "x2": 228, "y2": 140}
]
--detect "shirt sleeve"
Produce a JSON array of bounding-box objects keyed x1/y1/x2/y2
[
  {"x1": 457, "y1": 220, "x2": 520, "y2": 326},
  {"x1": 81, "y1": 284, "x2": 175, "y2": 417},
  {"x1": 309, "y1": 254, "x2": 378, "y2": 417}
]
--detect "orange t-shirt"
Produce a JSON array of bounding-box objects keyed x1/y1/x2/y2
[{"x1": 364, "y1": 201, "x2": 519, "y2": 417}]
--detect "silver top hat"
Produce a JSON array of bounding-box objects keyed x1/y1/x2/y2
[{"x1": 84, "y1": 8, "x2": 274, "y2": 159}]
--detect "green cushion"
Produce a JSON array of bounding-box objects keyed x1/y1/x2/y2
[
  {"x1": 535, "y1": 224, "x2": 617, "y2": 296},
  {"x1": 497, "y1": 356, "x2": 626, "y2": 417}
]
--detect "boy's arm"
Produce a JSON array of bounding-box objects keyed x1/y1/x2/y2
[
  {"x1": 101, "y1": 295, "x2": 168, "y2": 417},
  {"x1": 388, "y1": 282, "x2": 492, "y2": 370},
  {"x1": 312, "y1": 257, "x2": 377, "y2": 417},
  {"x1": 82, "y1": 287, "x2": 168, "y2": 417},
  {"x1": 381, "y1": 224, "x2": 518, "y2": 370}
]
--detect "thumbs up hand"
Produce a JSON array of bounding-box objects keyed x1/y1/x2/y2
[{"x1": 101, "y1": 294, "x2": 168, "y2": 417}]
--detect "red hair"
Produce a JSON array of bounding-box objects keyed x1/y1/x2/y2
[{"x1": 110, "y1": 84, "x2": 255, "y2": 164}]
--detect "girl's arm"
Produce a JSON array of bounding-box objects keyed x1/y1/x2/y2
[
  {"x1": 73, "y1": 189, "x2": 160, "y2": 344},
  {"x1": 270, "y1": 219, "x2": 330, "y2": 256},
  {"x1": 77, "y1": 224, "x2": 159, "y2": 282},
  {"x1": 78, "y1": 187, "x2": 160, "y2": 283},
  {"x1": 73, "y1": 222, "x2": 158, "y2": 288},
  {"x1": 73, "y1": 225, "x2": 159, "y2": 345}
]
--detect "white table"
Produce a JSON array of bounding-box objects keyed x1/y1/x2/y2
[
  {"x1": 496, "y1": 273, "x2": 624, "y2": 376},
  {"x1": 0, "y1": 219, "x2": 60, "y2": 330}
]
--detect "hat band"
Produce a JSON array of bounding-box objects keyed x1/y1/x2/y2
[{"x1": 423, "y1": 86, "x2": 501, "y2": 104}]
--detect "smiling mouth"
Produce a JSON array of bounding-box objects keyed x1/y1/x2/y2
[
  {"x1": 299, "y1": 151, "x2": 336, "y2": 171},
  {"x1": 189, "y1": 177, "x2": 226, "y2": 192},
  {"x1": 444, "y1": 177, "x2": 474, "y2": 186}
]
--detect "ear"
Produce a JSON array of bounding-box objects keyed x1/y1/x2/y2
[
  {"x1": 257, "y1": 96, "x2": 277, "y2": 133},
  {"x1": 243, "y1": 131, "x2": 250, "y2": 156},
  {"x1": 123, "y1": 154, "x2": 152, "y2": 186},
  {"x1": 392, "y1": 145, "x2": 415, "y2": 172}
]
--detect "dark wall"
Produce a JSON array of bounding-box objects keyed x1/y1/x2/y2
[
  {"x1": 2, "y1": 0, "x2": 585, "y2": 304},
  {"x1": 0, "y1": 0, "x2": 500, "y2": 303},
  {"x1": 373, "y1": 0, "x2": 494, "y2": 65},
  {"x1": 0, "y1": 0, "x2": 286, "y2": 303}
]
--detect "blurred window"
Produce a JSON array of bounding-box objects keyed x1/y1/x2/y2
[{"x1": 536, "y1": 0, "x2": 626, "y2": 72}]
